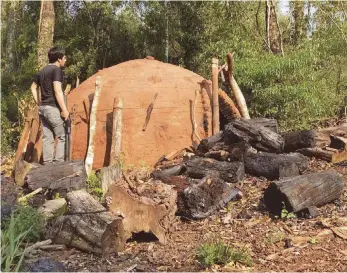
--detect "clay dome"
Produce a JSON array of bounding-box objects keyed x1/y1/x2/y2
[{"x1": 67, "y1": 59, "x2": 212, "y2": 169}]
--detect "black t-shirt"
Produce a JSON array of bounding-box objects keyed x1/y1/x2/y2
[{"x1": 34, "y1": 65, "x2": 64, "y2": 107}]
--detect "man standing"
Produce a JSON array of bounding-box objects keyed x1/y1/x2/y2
[{"x1": 30, "y1": 47, "x2": 69, "y2": 164}]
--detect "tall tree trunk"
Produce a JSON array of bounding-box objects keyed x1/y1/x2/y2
[
  {"x1": 38, "y1": 0, "x2": 55, "y2": 69},
  {"x1": 291, "y1": 1, "x2": 306, "y2": 44},
  {"x1": 3, "y1": 1, "x2": 22, "y2": 72},
  {"x1": 164, "y1": 0, "x2": 169, "y2": 62},
  {"x1": 265, "y1": 0, "x2": 284, "y2": 55}
]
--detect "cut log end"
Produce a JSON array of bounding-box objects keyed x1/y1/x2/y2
[{"x1": 264, "y1": 171, "x2": 344, "y2": 215}]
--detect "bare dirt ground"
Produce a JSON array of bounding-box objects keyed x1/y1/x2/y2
[{"x1": 28, "y1": 158, "x2": 347, "y2": 272}]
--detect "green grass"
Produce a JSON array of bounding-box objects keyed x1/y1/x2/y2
[
  {"x1": 2, "y1": 205, "x2": 44, "y2": 243},
  {"x1": 196, "y1": 241, "x2": 253, "y2": 268},
  {"x1": 1, "y1": 210, "x2": 32, "y2": 272}
]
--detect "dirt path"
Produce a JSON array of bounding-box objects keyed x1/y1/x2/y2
[{"x1": 31, "y1": 158, "x2": 347, "y2": 272}]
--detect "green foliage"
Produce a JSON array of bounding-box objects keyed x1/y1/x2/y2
[
  {"x1": 196, "y1": 241, "x2": 253, "y2": 268},
  {"x1": 86, "y1": 170, "x2": 103, "y2": 200},
  {"x1": 237, "y1": 42, "x2": 346, "y2": 130},
  {"x1": 2, "y1": 205, "x2": 45, "y2": 243},
  {"x1": 1, "y1": 214, "x2": 31, "y2": 272},
  {"x1": 280, "y1": 208, "x2": 296, "y2": 220}
]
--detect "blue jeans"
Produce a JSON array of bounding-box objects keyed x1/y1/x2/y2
[{"x1": 38, "y1": 105, "x2": 65, "y2": 163}]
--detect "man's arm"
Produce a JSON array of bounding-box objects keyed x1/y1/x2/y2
[
  {"x1": 53, "y1": 81, "x2": 70, "y2": 120},
  {"x1": 30, "y1": 82, "x2": 41, "y2": 105}
]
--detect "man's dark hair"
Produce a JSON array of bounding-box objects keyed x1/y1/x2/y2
[{"x1": 48, "y1": 47, "x2": 65, "y2": 63}]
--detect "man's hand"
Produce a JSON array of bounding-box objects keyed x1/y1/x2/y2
[{"x1": 61, "y1": 110, "x2": 70, "y2": 120}]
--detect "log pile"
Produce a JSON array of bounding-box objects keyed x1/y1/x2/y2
[{"x1": 152, "y1": 118, "x2": 345, "y2": 219}]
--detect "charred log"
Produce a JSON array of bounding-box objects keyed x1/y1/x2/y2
[
  {"x1": 264, "y1": 171, "x2": 344, "y2": 215},
  {"x1": 185, "y1": 157, "x2": 245, "y2": 183},
  {"x1": 224, "y1": 118, "x2": 284, "y2": 153},
  {"x1": 244, "y1": 152, "x2": 308, "y2": 180},
  {"x1": 282, "y1": 130, "x2": 316, "y2": 152}
]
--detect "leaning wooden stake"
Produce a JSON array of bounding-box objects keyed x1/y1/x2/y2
[
  {"x1": 190, "y1": 90, "x2": 201, "y2": 142},
  {"x1": 101, "y1": 98, "x2": 123, "y2": 196},
  {"x1": 212, "y1": 58, "x2": 220, "y2": 134},
  {"x1": 227, "y1": 53, "x2": 250, "y2": 119},
  {"x1": 24, "y1": 107, "x2": 42, "y2": 163},
  {"x1": 85, "y1": 76, "x2": 102, "y2": 176},
  {"x1": 15, "y1": 110, "x2": 34, "y2": 165}
]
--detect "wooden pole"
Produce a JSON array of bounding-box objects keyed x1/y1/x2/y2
[
  {"x1": 110, "y1": 98, "x2": 123, "y2": 166},
  {"x1": 85, "y1": 76, "x2": 102, "y2": 176},
  {"x1": 212, "y1": 58, "x2": 220, "y2": 134},
  {"x1": 101, "y1": 98, "x2": 123, "y2": 196}
]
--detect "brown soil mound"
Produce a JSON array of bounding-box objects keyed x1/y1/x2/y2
[{"x1": 67, "y1": 59, "x2": 212, "y2": 169}]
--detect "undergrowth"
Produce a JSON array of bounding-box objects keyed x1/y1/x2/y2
[
  {"x1": 86, "y1": 170, "x2": 103, "y2": 200},
  {"x1": 196, "y1": 241, "x2": 253, "y2": 268},
  {"x1": 1, "y1": 205, "x2": 44, "y2": 272},
  {"x1": 2, "y1": 205, "x2": 45, "y2": 242}
]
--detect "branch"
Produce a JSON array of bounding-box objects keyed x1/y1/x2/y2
[
  {"x1": 319, "y1": 6, "x2": 347, "y2": 44},
  {"x1": 271, "y1": 0, "x2": 284, "y2": 56}
]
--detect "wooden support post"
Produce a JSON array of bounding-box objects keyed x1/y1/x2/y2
[
  {"x1": 85, "y1": 76, "x2": 102, "y2": 176},
  {"x1": 110, "y1": 98, "x2": 123, "y2": 166},
  {"x1": 101, "y1": 98, "x2": 123, "y2": 196},
  {"x1": 70, "y1": 104, "x2": 78, "y2": 160},
  {"x1": 212, "y1": 58, "x2": 220, "y2": 134}
]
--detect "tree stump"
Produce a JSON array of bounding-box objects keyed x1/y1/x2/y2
[
  {"x1": 105, "y1": 179, "x2": 177, "y2": 244},
  {"x1": 244, "y1": 152, "x2": 308, "y2": 180},
  {"x1": 45, "y1": 190, "x2": 125, "y2": 255},
  {"x1": 185, "y1": 157, "x2": 245, "y2": 183},
  {"x1": 224, "y1": 118, "x2": 284, "y2": 153},
  {"x1": 264, "y1": 171, "x2": 344, "y2": 214}
]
